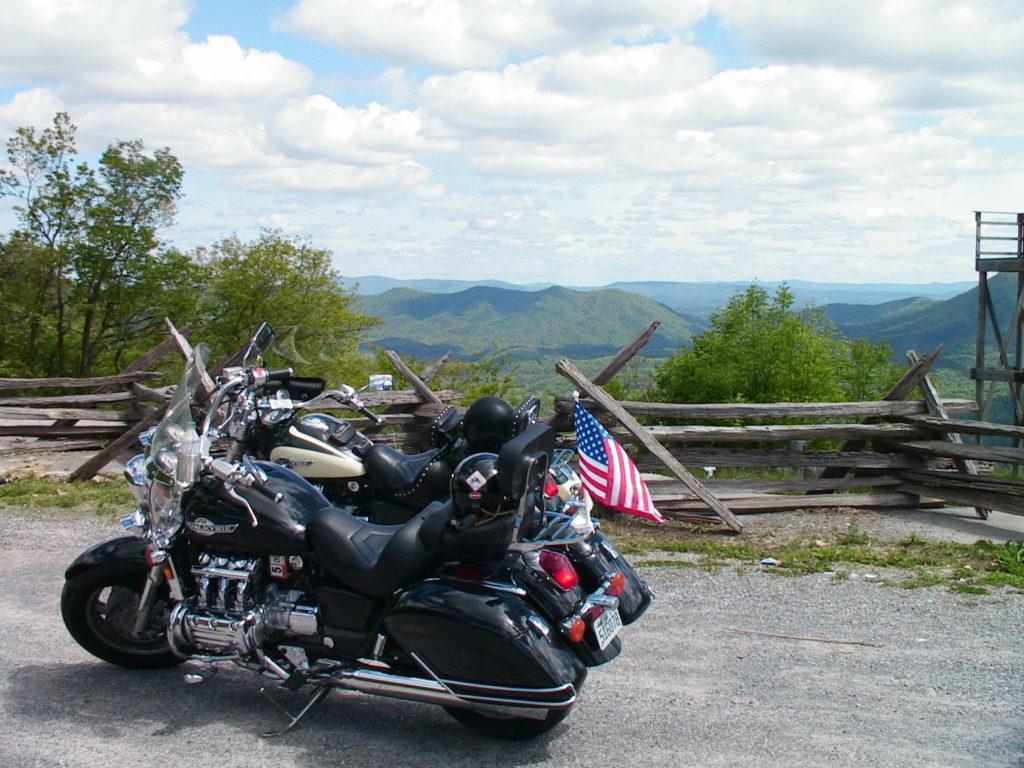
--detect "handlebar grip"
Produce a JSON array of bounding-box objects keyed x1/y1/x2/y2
[
  {"x1": 249, "y1": 480, "x2": 283, "y2": 504},
  {"x1": 263, "y1": 368, "x2": 293, "y2": 382}
]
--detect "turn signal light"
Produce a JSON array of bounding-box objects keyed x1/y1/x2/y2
[
  {"x1": 539, "y1": 549, "x2": 579, "y2": 591},
  {"x1": 145, "y1": 549, "x2": 166, "y2": 567},
  {"x1": 565, "y1": 616, "x2": 586, "y2": 643},
  {"x1": 606, "y1": 571, "x2": 626, "y2": 597}
]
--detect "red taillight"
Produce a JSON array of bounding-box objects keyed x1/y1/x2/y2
[
  {"x1": 538, "y1": 549, "x2": 579, "y2": 591},
  {"x1": 544, "y1": 474, "x2": 560, "y2": 498},
  {"x1": 606, "y1": 571, "x2": 626, "y2": 597}
]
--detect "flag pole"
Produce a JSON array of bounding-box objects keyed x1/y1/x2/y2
[{"x1": 556, "y1": 358, "x2": 743, "y2": 533}]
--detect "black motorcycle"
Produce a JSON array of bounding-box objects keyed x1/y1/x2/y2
[
  {"x1": 220, "y1": 324, "x2": 542, "y2": 525},
  {"x1": 61, "y1": 342, "x2": 651, "y2": 739}
]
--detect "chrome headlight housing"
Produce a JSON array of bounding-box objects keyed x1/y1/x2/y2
[
  {"x1": 123, "y1": 454, "x2": 148, "y2": 504},
  {"x1": 121, "y1": 463, "x2": 185, "y2": 546},
  {"x1": 147, "y1": 479, "x2": 184, "y2": 547}
]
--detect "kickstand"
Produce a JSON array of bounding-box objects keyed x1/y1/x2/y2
[{"x1": 259, "y1": 685, "x2": 331, "y2": 738}]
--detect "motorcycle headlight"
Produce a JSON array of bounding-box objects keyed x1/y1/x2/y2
[
  {"x1": 123, "y1": 454, "x2": 148, "y2": 504},
  {"x1": 147, "y1": 478, "x2": 184, "y2": 547}
]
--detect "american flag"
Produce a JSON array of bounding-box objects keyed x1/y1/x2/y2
[{"x1": 574, "y1": 401, "x2": 664, "y2": 523}]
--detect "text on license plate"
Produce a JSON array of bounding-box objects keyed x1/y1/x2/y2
[{"x1": 593, "y1": 606, "x2": 622, "y2": 650}]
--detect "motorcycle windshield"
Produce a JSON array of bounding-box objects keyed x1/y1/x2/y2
[{"x1": 146, "y1": 343, "x2": 209, "y2": 484}]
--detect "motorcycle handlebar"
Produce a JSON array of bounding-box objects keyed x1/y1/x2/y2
[
  {"x1": 362, "y1": 406, "x2": 385, "y2": 426},
  {"x1": 246, "y1": 477, "x2": 284, "y2": 503},
  {"x1": 262, "y1": 368, "x2": 293, "y2": 382}
]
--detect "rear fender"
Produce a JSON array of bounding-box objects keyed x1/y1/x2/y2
[{"x1": 569, "y1": 531, "x2": 652, "y2": 625}]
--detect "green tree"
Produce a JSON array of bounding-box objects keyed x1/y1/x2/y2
[
  {"x1": 73, "y1": 139, "x2": 186, "y2": 374},
  {"x1": 842, "y1": 337, "x2": 902, "y2": 401},
  {"x1": 654, "y1": 283, "x2": 898, "y2": 403},
  {"x1": 0, "y1": 113, "x2": 192, "y2": 375},
  {"x1": 198, "y1": 230, "x2": 379, "y2": 379},
  {"x1": 0, "y1": 112, "x2": 88, "y2": 374}
]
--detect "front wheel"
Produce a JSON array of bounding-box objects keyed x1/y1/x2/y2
[
  {"x1": 443, "y1": 705, "x2": 573, "y2": 740},
  {"x1": 61, "y1": 565, "x2": 181, "y2": 669}
]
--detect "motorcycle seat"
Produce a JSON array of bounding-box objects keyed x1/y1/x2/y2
[
  {"x1": 363, "y1": 444, "x2": 452, "y2": 509},
  {"x1": 305, "y1": 500, "x2": 452, "y2": 597}
]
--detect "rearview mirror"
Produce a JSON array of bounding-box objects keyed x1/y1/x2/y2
[{"x1": 243, "y1": 322, "x2": 275, "y2": 366}]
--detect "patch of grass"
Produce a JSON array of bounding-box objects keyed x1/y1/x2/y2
[
  {"x1": 0, "y1": 478, "x2": 134, "y2": 516},
  {"x1": 601, "y1": 515, "x2": 1024, "y2": 595},
  {"x1": 636, "y1": 559, "x2": 707, "y2": 569}
]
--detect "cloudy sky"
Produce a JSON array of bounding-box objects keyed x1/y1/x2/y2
[{"x1": 1, "y1": 0, "x2": 1022, "y2": 286}]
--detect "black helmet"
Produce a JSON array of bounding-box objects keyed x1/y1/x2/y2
[
  {"x1": 450, "y1": 453, "x2": 514, "y2": 528},
  {"x1": 462, "y1": 396, "x2": 516, "y2": 453}
]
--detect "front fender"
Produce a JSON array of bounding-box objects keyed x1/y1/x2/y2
[{"x1": 64, "y1": 536, "x2": 150, "y2": 580}]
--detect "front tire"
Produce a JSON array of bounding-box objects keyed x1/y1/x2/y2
[
  {"x1": 443, "y1": 705, "x2": 573, "y2": 740},
  {"x1": 61, "y1": 565, "x2": 181, "y2": 669}
]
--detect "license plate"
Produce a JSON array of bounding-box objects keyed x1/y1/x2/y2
[{"x1": 593, "y1": 606, "x2": 622, "y2": 650}]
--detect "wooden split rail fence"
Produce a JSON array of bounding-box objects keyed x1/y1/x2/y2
[{"x1": 5, "y1": 319, "x2": 1024, "y2": 533}]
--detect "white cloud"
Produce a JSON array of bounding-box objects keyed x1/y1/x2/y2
[
  {"x1": 232, "y1": 159, "x2": 431, "y2": 194},
  {"x1": 272, "y1": 96, "x2": 447, "y2": 164},
  {"x1": 0, "y1": 1, "x2": 445, "y2": 196},
  {"x1": 0, "y1": 0, "x2": 190, "y2": 84},
  {"x1": 3, "y1": 0, "x2": 1023, "y2": 284},
  {"x1": 0, "y1": 89, "x2": 65, "y2": 137},
  {"x1": 282, "y1": 0, "x2": 710, "y2": 70},
  {"x1": 714, "y1": 0, "x2": 1024, "y2": 77},
  {"x1": 0, "y1": 1, "x2": 312, "y2": 106}
]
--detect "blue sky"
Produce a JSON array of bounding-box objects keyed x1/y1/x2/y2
[{"x1": 2, "y1": 0, "x2": 1023, "y2": 286}]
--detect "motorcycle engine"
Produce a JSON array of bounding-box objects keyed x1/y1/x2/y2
[{"x1": 168, "y1": 552, "x2": 320, "y2": 659}]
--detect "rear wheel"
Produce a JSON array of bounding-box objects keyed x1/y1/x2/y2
[
  {"x1": 443, "y1": 705, "x2": 573, "y2": 740},
  {"x1": 61, "y1": 565, "x2": 181, "y2": 669}
]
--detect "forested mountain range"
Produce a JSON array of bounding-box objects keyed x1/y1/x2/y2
[
  {"x1": 344, "y1": 276, "x2": 974, "y2": 319},
  {"x1": 352, "y1": 276, "x2": 1001, "y2": 400},
  {"x1": 357, "y1": 285, "x2": 702, "y2": 361}
]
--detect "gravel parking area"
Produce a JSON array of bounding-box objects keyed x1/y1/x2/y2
[{"x1": 1, "y1": 501, "x2": 1022, "y2": 767}]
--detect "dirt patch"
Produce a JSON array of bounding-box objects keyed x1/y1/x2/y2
[
  {"x1": 603, "y1": 503, "x2": 1024, "y2": 546},
  {"x1": 0, "y1": 438, "x2": 128, "y2": 481}
]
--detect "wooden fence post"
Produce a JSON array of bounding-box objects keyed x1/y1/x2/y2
[
  {"x1": 555, "y1": 358, "x2": 743, "y2": 532},
  {"x1": 906, "y1": 349, "x2": 988, "y2": 519},
  {"x1": 817, "y1": 344, "x2": 944, "y2": 482},
  {"x1": 385, "y1": 350, "x2": 444, "y2": 405}
]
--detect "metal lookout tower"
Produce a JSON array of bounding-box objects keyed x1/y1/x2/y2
[{"x1": 972, "y1": 211, "x2": 1024, "y2": 432}]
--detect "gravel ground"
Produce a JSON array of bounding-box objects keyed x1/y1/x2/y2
[{"x1": 1, "y1": 503, "x2": 1022, "y2": 768}]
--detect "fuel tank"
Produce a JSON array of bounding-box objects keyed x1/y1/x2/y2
[
  {"x1": 184, "y1": 460, "x2": 332, "y2": 554},
  {"x1": 269, "y1": 414, "x2": 369, "y2": 479}
]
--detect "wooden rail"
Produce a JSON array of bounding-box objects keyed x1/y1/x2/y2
[{"x1": 7, "y1": 320, "x2": 1024, "y2": 529}]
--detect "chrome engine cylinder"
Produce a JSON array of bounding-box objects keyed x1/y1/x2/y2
[{"x1": 169, "y1": 555, "x2": 321, "y2": 658}]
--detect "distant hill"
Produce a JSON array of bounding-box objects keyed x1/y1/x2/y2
[
  {"x1": 605, "y1": 279, "x2": 975, "y2": 318},
  {"x1": 356, "y1": 285, "x2": 700, "y2": 363},
  {"x1": 343, "y1": 276, "x2": 975, "y2": 319},
  {"x1": 343, "y1": 276, "x2": 556, "y2": 295},
  {"x1": 826, "y1": 276, "x2": 1017, "y2": 369},
  {"x1": 351, "y1": 275, "x2": 1007, "y2": 406},
  {"x1": 824, "y1": 274, "x2": 1020, "y2": 421}
]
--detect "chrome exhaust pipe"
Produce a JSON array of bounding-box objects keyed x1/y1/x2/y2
[{"x1": 314, "y1": 664, "x2": 577, "y2": 713}]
